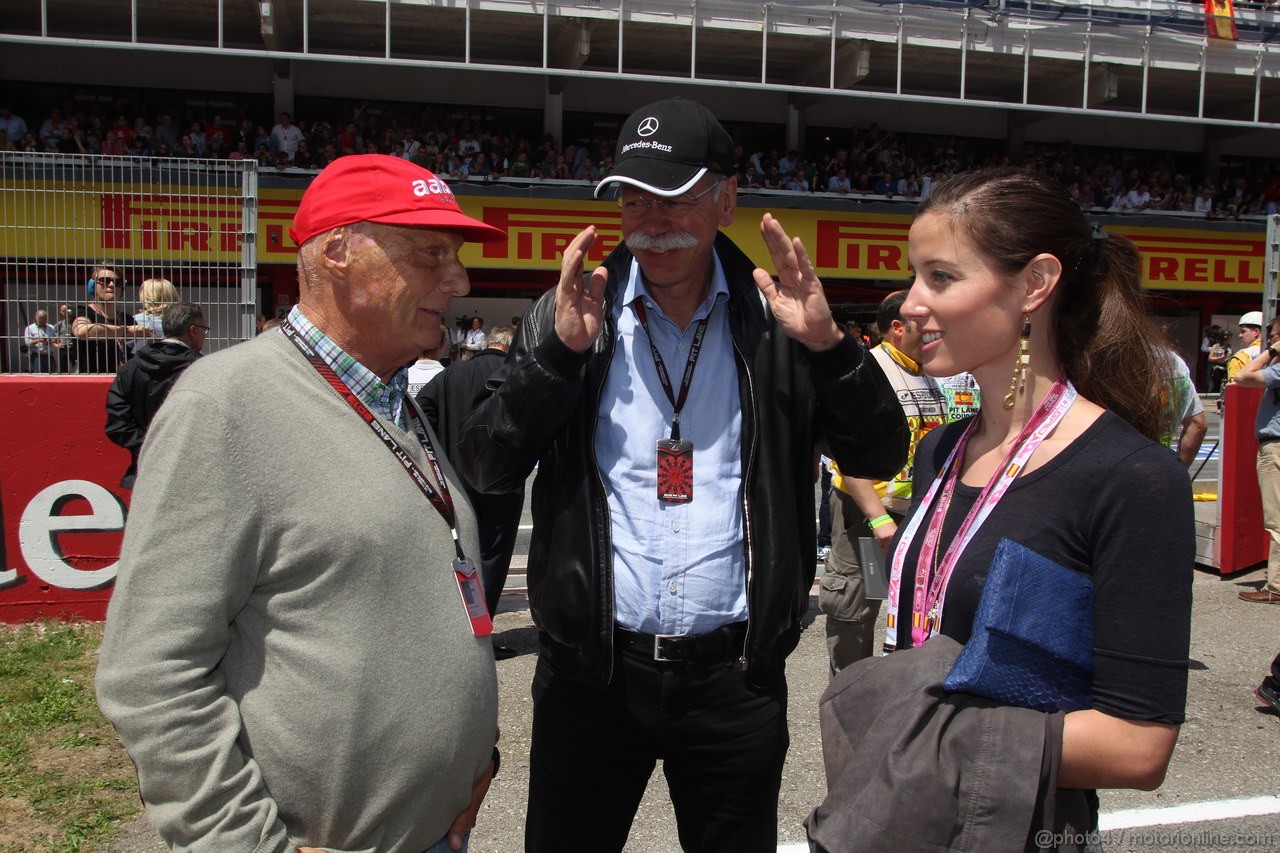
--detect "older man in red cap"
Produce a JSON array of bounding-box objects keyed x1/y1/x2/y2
[{"x1": 97, "y1": 155, "x2": 507, "y2": 853}]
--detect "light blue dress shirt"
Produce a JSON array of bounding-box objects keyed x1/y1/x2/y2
[
  {"x1": 595, "y1": 255, "x2": 747, "y2": 635},
  {"x1": 1255, "y1": 361, "x2": 1280, "y2": 440}
]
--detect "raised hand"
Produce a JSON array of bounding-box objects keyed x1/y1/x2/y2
[
  {"x1": 554, "y1": 226, "x2": 609, "y2": 354},
  {"x1": 751, "y1": 213, "x2": 843, "y2": 352}
]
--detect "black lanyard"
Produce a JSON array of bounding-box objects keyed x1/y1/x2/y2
[
  {"x1": 632, "y1": 299, "x2": 709, "y2": 442},
  {"x1": 280, "y1": 320, "x2": 465, "y2": 561}
]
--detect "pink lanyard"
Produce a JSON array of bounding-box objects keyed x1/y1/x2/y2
[{"x1": 885, "y1": 376, "x2": 1077, "y2": 650}]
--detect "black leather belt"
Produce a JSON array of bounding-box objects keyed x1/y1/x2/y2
[
  {"x1": 614, "y1": 622, "x2": 747, "y2": 663},
  {"x1": 1261, "y1": 437, "x2": 1280, "y2": 445}
]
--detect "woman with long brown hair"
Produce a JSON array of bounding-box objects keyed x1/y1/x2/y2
[
  {"x1": 901, "y1": 167, "x2": 1189, "y2": 780},
  {"x1": 807, "y1": 168, "x2": 1193, "y2": 851}
]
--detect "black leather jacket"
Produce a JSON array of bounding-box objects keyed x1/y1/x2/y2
[{"x1": 458, "y1": 233, "x2": 908, "y2": 688}]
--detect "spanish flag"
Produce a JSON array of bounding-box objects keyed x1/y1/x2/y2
[{"x1": 1206, "y1": 0, "x2": 1239, "y2": 41}]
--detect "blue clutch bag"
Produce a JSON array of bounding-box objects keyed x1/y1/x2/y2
[{"x1": 943, "y1": 538, "x2": 1093, "y2": 713}]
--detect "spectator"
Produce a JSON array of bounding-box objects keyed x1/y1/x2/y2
[
  {"x1": 154, "y1": 113, "x2": 179, "y2": 150},
  {"x1": 1194, "y1": 186, "x2": 1216, "y2": 216},
  {"x1": 72, "y1": 264, "x2": 149, "y2": 373},
  {"x1": 826, "y1": 169, "x2": 852, "y2": 194},
  {"x1": 23, "y1": 309, "x2": 59, "y2": 373},
  {"x1": 463, "y1": 151, "x2": 492, "y2": 180},
  {"x1": 102, "y1": 128, "x2": 130, "y2": 157},
  {"x1": 204, "y1": 132, "x2": 227, "y2": 158},
  {"x1": 1204, "y1": 325, "x2": 1229, "y2": 392},
  {"x1": 337, "y1": 121, "x2": 362, "y2": 154},
  {"x1": 171, "y1": 134, "x2": 195, "y2": 158},
  {"x1": 55, "y1": 303, "x2": 76, "y2": 373},
  {"x1": 205, "y1": 114, "x2": 231, "y2": 145},
  {"x1": 187, "y1": 121, "x2": 206, "y2": 156},
  {"x1": 293, "y1": 139, "x2": 318, "y2": 169},
  {"x1": 270, "y1": 112, "x2": 305, "y2": 161},
  {"x1": 573, "y1": 156, "x2": 600, "y2": 182},
  {"x1": 132, "y1": 277, "x2": 180, "y2": 348},
  {"x1": 55, "y1": 124, "x2": 85, "y2": 154},
  {"x1": 508, "y1": 150, "x2": 532, "y2": 178},
  {"x1": 459, "y1": 315, "x2": 485, "y2": 361},
  {"x1": 1, "y1": 104, "x2": 29, "y2": 144},
  {"x1": 782, "y1": 170, "x2": 809, "y2": 192},
  {"x1": 37, "y1": 108, "x2": 66, "y2": 149},
  {"x1": 535, "y1": 146, "x2": 558, "y2": 178},
  {"x1": 105, "y1": 301, "x2": 208, "y2": 488}
]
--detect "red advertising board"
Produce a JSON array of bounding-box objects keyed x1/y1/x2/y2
[
  {"x1": 0, "y1": 376, "x2": 130, "y2": 621},
  {"x1": 1219, "y1": 384, "x2": 1268, "y2": 573}
]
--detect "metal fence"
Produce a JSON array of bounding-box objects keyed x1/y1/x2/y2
[{"x1": 0, "y1": 151, "x2": 257, "y2": 374}]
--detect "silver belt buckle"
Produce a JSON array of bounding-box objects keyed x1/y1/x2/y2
[{"x1": 653, "y1": 632, "x2": 683, "y2": 662}]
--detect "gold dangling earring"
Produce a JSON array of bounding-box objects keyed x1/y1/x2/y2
[{"x1": 1003, "y1": 314, "x2": 1031, "y2": 410}]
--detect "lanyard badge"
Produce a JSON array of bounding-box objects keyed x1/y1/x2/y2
[
  {"x1": 453, "y1": 557, "x2": 493, "y2": 637},
  {"x1": 657, "y1": 437, "x2": 694, "y2": 503},
  {"x1": 633, "y1": 299, "x2": 708, "y2": 504}
]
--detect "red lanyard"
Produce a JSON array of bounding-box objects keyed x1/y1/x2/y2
[
  {"x1": 632, "y1": 299, "x2": 709, "y2": 442},
  {"x1": 280, "y1": 319, "x2": 465, "y2": 561}
]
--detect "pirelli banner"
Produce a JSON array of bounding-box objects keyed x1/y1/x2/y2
[
  {"x1": 470, "y1": 202, "x2": 1266, "y2": 292},
  {"x1": 0, "y1": 173, "x2": 1267, "y2": 292}
]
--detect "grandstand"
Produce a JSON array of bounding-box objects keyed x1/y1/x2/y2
[{"x1": 4, "y1": 0, "x2": 1280, "y2": 374}]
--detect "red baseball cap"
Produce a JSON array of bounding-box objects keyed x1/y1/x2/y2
[{"x1": 288, "y1": 154, "x2": 507, "y2": 246}]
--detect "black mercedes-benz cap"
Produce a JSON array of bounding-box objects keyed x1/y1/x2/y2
[{"x1": 594, "y1": 98, "x2": 735, "y2": 199}]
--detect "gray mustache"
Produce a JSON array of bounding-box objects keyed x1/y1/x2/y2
[{"x1": 625, "y1": 231, "x2": 699, "y2": 252}]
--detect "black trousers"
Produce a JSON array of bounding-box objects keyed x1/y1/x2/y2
[
  {"x1": 469, "y1": 489, "x2": 524, "y2": 615},
  {"x1": 817, "y1": 465, "x2": 833, "y2": 548},
  {"x1": 525, "y1": 642, "x2": 789, "y2": 853}
]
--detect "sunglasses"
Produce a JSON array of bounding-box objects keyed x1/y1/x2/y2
[{"x1": 95, "y1": 276, "x2": 121, "y2": 285}]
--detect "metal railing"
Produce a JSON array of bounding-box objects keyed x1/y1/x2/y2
[{"x1": 0, "y1": 152, "x2": 257, "y2": 374}]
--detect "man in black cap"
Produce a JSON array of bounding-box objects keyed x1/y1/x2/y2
[{"x1": 458, "y1": 98, "x2": 906, "y2": 853}]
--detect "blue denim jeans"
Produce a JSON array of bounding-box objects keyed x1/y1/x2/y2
[{"x1": 422, "y1": 831, "x2": 468, "y2": 853}]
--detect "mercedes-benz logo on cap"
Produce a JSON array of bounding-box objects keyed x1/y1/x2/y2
[{"x1": 637, "y1": 116, "x2": 660, "y2": 137}]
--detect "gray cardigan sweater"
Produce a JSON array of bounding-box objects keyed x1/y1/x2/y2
[{"x1": 97, "y1": 331, "x2": 498, "y2": 853}]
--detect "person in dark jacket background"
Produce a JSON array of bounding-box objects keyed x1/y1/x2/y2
[
  {"x1": 457, "y1": 98, "x2": 907, "y2": 853},
  {"x1": 417, "y1": 323, "x2": 524, "y2": 628},
  {"x1": 105, "y1": 302, "x2": 207, "y2": 487}
]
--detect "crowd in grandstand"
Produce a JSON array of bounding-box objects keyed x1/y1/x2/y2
[{"x1": 3, "y1": 96, "x2": 1279, "y2": 217}]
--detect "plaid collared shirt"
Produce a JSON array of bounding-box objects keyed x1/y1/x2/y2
[{"x1": 287, "y1": 306, "x2": 410, "y2": 430}]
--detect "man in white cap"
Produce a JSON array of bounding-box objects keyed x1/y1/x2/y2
[
  {"x1": 457, "y1": 98, "x2": 907, "y2": 852},
  {"x1": 1226, "y1": 310, "x2": 1265, "y2": 384},
  {"x1": 97, "y1": 155, "x2": 506, "y2": 853}
]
